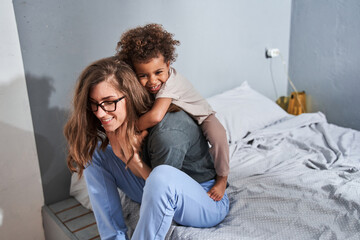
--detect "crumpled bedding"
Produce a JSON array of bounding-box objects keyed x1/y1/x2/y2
[
  {"x1": 71, "y1": 112, "x2": 360, "y2": 239},
  {"x1": 165, "y1": 112, "x2": 360, "y2": 239}
]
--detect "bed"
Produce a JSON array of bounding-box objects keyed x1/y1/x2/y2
[{"x1": 70, "y1": 81, "x2": 360, "y2": 239}]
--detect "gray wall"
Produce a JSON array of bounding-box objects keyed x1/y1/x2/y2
[
  {"x1": 289, "y1": 0, "x2": 360, "y2": 130},
  {"x1": 13, "y1": 0, "x2": 292, "y2": 204}
]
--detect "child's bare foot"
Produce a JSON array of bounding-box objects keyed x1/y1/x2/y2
[{"x1": 207, "y1": 175, "x2": 228, "y2": 201}]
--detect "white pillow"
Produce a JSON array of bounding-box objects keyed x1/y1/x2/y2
[{"x1": 207, "y1": 81, "x2": 288, "y2": 144}]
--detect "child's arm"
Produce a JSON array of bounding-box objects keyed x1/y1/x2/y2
[{"x1": 137, "y1": 97, "x2": 172, "y2": 131}]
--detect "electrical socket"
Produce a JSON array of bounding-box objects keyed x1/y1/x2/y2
[{"x1": 265, "y1": 48, "x2": 280, "y2": 58}]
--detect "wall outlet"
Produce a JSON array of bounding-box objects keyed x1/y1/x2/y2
[{"x1": 266, "y1": 48, "x2": 280, "y2": 58}]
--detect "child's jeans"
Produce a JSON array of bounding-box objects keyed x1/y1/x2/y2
[{"x1": 84, "y1": 145, "x2": 229, "y2": 240}]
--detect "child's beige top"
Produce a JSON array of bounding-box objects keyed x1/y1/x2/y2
[{"x1": 156, "y1": 68, "x2": 214, "y2": 124}]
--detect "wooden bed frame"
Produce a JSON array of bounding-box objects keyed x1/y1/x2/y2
[{"x1": 42, "y1": 198, "x2": 99, "y2": 240}]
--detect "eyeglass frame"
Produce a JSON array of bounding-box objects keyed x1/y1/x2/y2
[{"x1": 89, "y1": 96, "x2": 126, "y2": 112}]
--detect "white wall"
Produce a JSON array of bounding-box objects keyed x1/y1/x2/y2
[{"x1": 0, "y1": 1, "x2": 45, "y2": 239}]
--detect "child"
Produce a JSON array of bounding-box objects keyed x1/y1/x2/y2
[{"x1": 116, "y1": 23, "x2": 229, "y2": 201}]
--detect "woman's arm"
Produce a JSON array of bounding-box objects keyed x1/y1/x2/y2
[{"x1": 137, "y1": 98, "x2": 172, "y2": 131}]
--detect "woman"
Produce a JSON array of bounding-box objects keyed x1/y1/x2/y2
[
  {"x1": 64, "y1": 56, "x2": 229, "y2": 240},
  {"x1": 64, "y1": 57, "x2": 152, "y2": 181}
]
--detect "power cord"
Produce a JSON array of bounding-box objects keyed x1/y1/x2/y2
[
  {"x1": 269, "y1": 58, "x2": 279, "y2": 100},
  {"x1": 279, "y1": 53, "x2": 306, "y2": 114},
  {"x1": 267, "y1": 48, "x2": 306, "y2": 114}
]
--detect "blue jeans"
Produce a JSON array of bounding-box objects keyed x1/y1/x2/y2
[{"x1": 84, "y1": 145, "x2": 229, "y2": 240}]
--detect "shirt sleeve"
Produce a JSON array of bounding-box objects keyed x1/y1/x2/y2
[
  {"x1": 156, "y1": 72, "x2": 180, "y2": 100},
  {"x1": 147, "y1": 128, "x2": 190, "y2": 170}
]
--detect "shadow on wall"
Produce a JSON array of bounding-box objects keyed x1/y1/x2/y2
[{"x1": 25, "y1": 74, "x2": 71, "y2": 205}]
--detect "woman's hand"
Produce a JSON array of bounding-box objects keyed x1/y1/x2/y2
[
  {"x1": 126, "y1": 148, "x2": 151, "y2": 180},
  {"x1": 108, "y1": 127, "x2": 151, "y2": 180},
  {"x1": 125, "y1": 130, "x2": 151, "y2": 179},
  {"x1": 133, "y1": 130, "x2": 148, "y2": 153}
]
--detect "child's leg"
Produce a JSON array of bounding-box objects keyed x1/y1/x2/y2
[
  {"x1": 132, "y1": 165, "x2": 229, "y2": 239},
  {"x1": 201, "y1": 114, "x2": 229, "y2": 176},
  {"x1": 83, "y1": 144, "x2": 145, "y2": 240},
  {"x1": 201, "y1": 114, "x2": 229, "y2": 201}
]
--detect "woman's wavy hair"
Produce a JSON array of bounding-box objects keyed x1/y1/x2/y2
[
  {"x1": 64, "y1": 56, "x2": 153, "y2": 177},
  {"x1": 116, "y1": 23, "x2": 180, "y2": 68}
]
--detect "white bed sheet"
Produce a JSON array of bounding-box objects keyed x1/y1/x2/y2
[{"x1": 165, "y1": 112, "x2": 360, "y2": 239}]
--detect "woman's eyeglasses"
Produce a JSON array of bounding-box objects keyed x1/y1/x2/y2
[{"x1": 89, "y1": 96, "x2": 126, "y2": 112}]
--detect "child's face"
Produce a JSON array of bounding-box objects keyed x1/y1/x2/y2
[{"x1": 133, "y1": 54, "x2": 170, "y2": 94}]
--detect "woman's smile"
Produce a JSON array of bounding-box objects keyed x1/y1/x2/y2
[{"x1": 101, "y1": 116, "x2": 114, "y2": 125}]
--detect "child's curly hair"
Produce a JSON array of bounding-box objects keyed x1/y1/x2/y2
[{"x1": 116, "y1": 23, "x2": 180, "y2": 68}]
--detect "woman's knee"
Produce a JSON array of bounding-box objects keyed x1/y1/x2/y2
[
  {"x1": 152, "y1": 164, "x2": 178, "y2": 175},
  {"x1": 144, "y1": 165, "x2": 180, "y2": 195},
  {"x1": 148, "y1": 165, "x2": 177, "y2": 183}
]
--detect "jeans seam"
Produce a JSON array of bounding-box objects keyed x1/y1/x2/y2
[{"x1": 153, "y1": 197, "x2": 175, "y2": 240}]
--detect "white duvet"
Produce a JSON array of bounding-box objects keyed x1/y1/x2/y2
[{"x1": 167, "y1": 112, "x2": 360, "y2": 239}]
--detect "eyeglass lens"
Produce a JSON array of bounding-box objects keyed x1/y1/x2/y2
[
  {"x1": 90, "y1": 102, "x2": 116, "y2": 112},
  {"x1": 89, "y1": 97, "x2": 125, "y2": 112}
]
